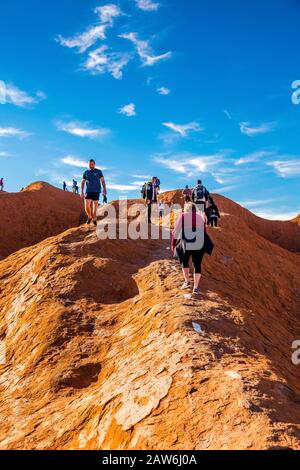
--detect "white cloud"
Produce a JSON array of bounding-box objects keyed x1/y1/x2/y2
[
  {"x1": 267, "y1": 159, "x2": 300, "y2": 178},
  {"x1": 0, "y1": 127, "x2": 31, "y2": 139},
  {"x1": 238, "y1": 197, "x2": 286, "y2": 209},
  {"x1": 94, "y1": 4, "x2": 122, "y2": 25},
  {"x1": 157, "y1": 86, "x2": 170, "y2": 95},
  {"x1": 83, "y1": 46, "x2": 131, "y2": 79},
  {"x1": 235, "y1": 150, "x2": 274, "y2": 165},
  {"x1": 4, "y1": 83, "x2": 46, "y2": 108},
  {"x1": 120, "y1": 32, "x2": 172, "y2": 66},
  {"x1": 56, "y1": 120, "x2": 111, "y2": 139},
  {"x1": 0, "y1": 151, "x2": 12, "y2": 157},
  {"x1": 251, "y1": 209, "x2": 298, "y2": 221},
  {"x1": 118, "y1": 103, "x2": 136, "y2": 117},
  {"x1": 61, "y1": 155, "x2": 89, "y2": 168},
  {"x1": 210, "y1": 185, "x2": 239, "y2": 194},
  {"x1": 162, "y1": 121, "x2": 203, "y2": 137},
  {"x1": 223, "y1": 109, "x2": 232, "y2": 120},
  {"x1": 240, "y1": 121, "x2": 276, "y2": 137},
  {"x1": 155, "y1": 152, "x2": 226, "y2": 178},
  {"x1": 56, "y1": 25, "x2": 107, "y2": 53},
  {"x1": 57, "y1": 4, "x2": 122, "y2": 53},
  {"x1": 135, "y1": 0, "x2": 160, "y2": 11}
]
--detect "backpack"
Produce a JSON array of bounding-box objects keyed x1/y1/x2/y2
[
  {"x1": 154, "y1": 178, "x2": 161, "y2": 188},
  {"x1": 194, "y1": 184, "x2": 206, "y2": 201}
]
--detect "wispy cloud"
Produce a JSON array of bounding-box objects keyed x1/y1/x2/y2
[
  {"x1": 118, "y1": 103, "x2": 136, "y2": 117},
  {"x1": 83, "y1": 46, "x2": 131, "y2": 79},
  {"x1": 157, "y1": 86, "x2": 170, "y2": 95},
  {"x1": 162, "y1": 121, "x2": 203, "y2": 137},
  {"x1": 3, "y1": 83, "x2": 46, "y2": 108},
  {"x1": 0, "y1": 127, "x2": 31, "y2": 139},
  {"x1": 240, "y1": 121, "x2": 277, "y2": 137},
  {"x1": 251, "y1": 209, "x2": 298, "y2": 221},
  {"x1": 120, "y1": 32, "x2": 172, "y2": 66},
  {"x1": 223, "y1": 109, "x2": 232, "y2": 120},
  {"x1": 56, "y1": 4, "x2": 122, "y2": 53},
  {"x1": 211, "y1": 185, "x2": 239, "y2": 194},
  {"x1": 155, "y1": 152, "x2": 226, "y2": 178},
  {"x1": 235, "y1": 150, "x2": 274, "y2": 165},
  {"x1": 61, "y1": 155, "x2": 89, "y2": 168},
  {"x1": 135, "y1": 0, "x2": 160, "y2": 11},
  {"x1": 238, "y1": 197, "x2": 287, "y2": 209},
  {"x1": 0, "y1": 151, "x2": 12, "y2": 157},
  {"x1": 267, "y1": 159, "x2": 300, "y2": 177},
  {"x1": 56, "y1": 120, "x2": 111, "y2": 139}
]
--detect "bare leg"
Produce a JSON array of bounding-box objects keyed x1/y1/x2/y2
[
  {"x1": 84, "y1": 199, "x2": 92, "y2": 220},
  {"x1": 183, "y1": 268, "x2": 190, "y2": 284},
  {"x1": 194, "y1": 273, "x2": 201, "y2": 289},
  {"x1": 92, "y1": 201, "x2": 99, "y2": 221}
]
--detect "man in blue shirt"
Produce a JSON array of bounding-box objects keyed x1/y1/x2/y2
[{"x1": 81, "y1": 159, "x2": 107, "y2": 226}]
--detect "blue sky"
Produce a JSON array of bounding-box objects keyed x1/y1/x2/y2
[{"x1": 0, "y1": 0, "x2": 300, "y2": 219}]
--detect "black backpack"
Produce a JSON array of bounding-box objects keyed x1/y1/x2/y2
[{"x1": 194, "y1": 184, "x2": 206, "y2": 201}]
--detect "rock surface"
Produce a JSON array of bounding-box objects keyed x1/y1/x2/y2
[
  {"x1": 0, "y1": 182, "x2": 84, "y2": 260},
  {"x1": 0, "y1": 190, "x2": 300, "y2": 450}
]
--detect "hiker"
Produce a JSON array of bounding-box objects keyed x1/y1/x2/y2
[
  {"x1": 0, "y1": 177, "x2": 4, "y2": 191},
  {"x1": 207, "y1": 201, "x2": 221, "y2": 227},
  {"x1": 172, "y1": 202, "x2": 213, "y2": 295},
  {"x1": 75, "y1": 184, "x2": 79, "y2": 195},
  {"x1": 72, "y1": 179, "x2": 78, "y2": 194},
  {"x1": 63, "y1": 181, "x2": 67, "y2": 191},
  {"x1": 142, "y1": 177, "x2": 159, "y2": 224},
  {"x1": 81, "y1": 159, "x2": 107, "y2": 227},
  {"x1": 192, "y1": 180, "x2": 210, "y2": 210},
  {"x1": 182, "y1": 185, "x2": 192, "y2": 202}
]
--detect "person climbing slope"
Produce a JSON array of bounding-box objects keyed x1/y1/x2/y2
[
  {"x1": 81, "y1": 159, "x2": 107, "y2": 227},
  {"x1": 207, "y1": 200, "x2": 221, "y2": 227},
  {"x1": 182, "y1": 185, "x2": 192, "y2": 202},
  {"x1": 142, "y1": 177, "x2": 159, "y2": 224},
  {"x1": 192, "y1": 180, "x2": 210, "y2": 210},
  {"x1": 0, "y1": 177, "x2": 4, "y2": 192},
  {"x1": 172, "y1": 202, "x2": 214, "y2": 295},
  {"x1": 63, "y1": 181, "x2": 67, "y2": 192}
]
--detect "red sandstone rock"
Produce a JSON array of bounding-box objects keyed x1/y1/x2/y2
[{"x1": 0, "y1": 189, "x2": 300, "y2": 450}]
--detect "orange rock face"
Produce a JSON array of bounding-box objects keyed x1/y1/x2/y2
[
  {"x1": 0, "y1": 190, "x2": 300, "y2": 450},
  {"x1": 0, "y1": 182, "x2": 85, "y2": 260}
]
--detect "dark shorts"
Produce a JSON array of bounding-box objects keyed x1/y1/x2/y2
[{"x1": 85, "y1": 192, "x2": 100, "y2": 201}]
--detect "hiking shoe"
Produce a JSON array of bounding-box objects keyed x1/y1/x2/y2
[
  {"x1": 86, "y1": 218, "x2": 92, "y2": 225},
  {"x1": 181, "y1": 282, "x2": 190, "y2": 290},
  {"x1": 193, "y1": 287, "x2": 201, "y2": 295}
]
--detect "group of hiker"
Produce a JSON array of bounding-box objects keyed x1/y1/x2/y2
[
  {"x1": 0, "y1": 177, "x2": 4, "y2": 192},
  {"x1": 63, "y1": 180, "x2": 80, "y2": 194},
  {"x1": 64, "y1": 159, "x2": 219, "y2": 296}
]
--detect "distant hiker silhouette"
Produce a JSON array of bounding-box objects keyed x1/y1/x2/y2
[
  {"x1": 172, "y1": 202, "x2": 214, "y2": 295},
  {"x1": 81, "y1": 159, "x2": 107, "y2": 227},
  {"x1": 142, "y1": 177, "x2": 160, "y2": 224},
  {"x1": 182, "y1": 185, "x2": 192, "y2": 202},
  {"x1": 63, "y1": 181, "x2": 67, "y2": 191},
  {"x1": 0, "y1": 177, "x2": 4, "y2": 192}
]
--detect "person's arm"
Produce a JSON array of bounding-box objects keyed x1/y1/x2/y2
[
  {"x1": 101, "y1": 176, "x2": 107, "y2": 196},
  {"x1": 81, "y1": 175, "x2": 86, "y2": 197}
]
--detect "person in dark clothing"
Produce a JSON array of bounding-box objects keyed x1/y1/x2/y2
[
  {"x1": 192, "y1": 180, "x2": 210, "y2": 210},
  {"x1": 142, "y1": 177, "x2": 159, "y2": 224},
  {"x1": 207, "y1": 202, "x2": 221, "y2": 227},
  {"x1": 63, "y1": 181, "x2": 67, "y2": 191}
]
